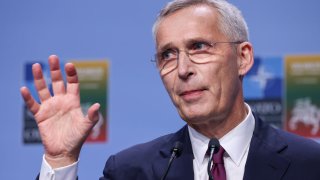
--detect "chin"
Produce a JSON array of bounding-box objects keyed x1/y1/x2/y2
[
  {"x1": 179, "y1": 106, "x2": 226, "y2": 125},
  {"x1": 180, "y1": 111, "x2": 211, "y2": 124}
]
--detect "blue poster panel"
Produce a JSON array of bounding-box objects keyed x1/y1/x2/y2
[{"x1": 243, "y1": 57, "x2": 283, "y2": 128}]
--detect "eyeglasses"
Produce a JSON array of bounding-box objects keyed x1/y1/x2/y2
[{"x1": 153, "y1": 41, "x2": 243, "y2": 76}]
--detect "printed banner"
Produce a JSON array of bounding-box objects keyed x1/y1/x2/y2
[
  {"x1": 243, "y1": 57, "x2": 283, "y2": 128},
  {"x1": 23, "y1": 62, "x2": 52, "y2": 143},
  {"x1": 23, "y1": 60, "x2": 109, "y2": 144},
  {"x1": 285, "y1": 55, "x2": 320, "y2": 138},
  {"x1": 72, "y1": 61, "x2": 108, "y2": 142}
]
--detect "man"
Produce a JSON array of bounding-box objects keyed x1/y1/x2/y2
[{"x1": 20, "y1": 0, "x2": 320, "y2": 179}]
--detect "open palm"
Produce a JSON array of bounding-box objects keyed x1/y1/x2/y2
[{"x1": 20, "y1": 55, "x2": 100, "y2": 167}]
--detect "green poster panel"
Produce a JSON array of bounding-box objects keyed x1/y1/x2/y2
[
  {"x1": 285, "y1": 55, "x2": 320, "y2": 138},
  {"x1": 72, "y1": 60, "x2": 109, "y2": 143}
]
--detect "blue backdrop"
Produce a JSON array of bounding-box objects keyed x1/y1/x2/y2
[{"x1": 1, "y1": 0, "x2": 320, "y2": 179}]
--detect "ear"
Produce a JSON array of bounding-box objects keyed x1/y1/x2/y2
[{"x1": 237, "y1": 42, "x2": 254, "y2": 76}]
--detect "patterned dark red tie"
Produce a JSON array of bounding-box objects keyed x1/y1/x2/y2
[{"x1": 211, "y1": 147, "x2": 226, "y2": 180}]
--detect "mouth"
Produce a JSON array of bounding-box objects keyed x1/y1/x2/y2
[{"x1": 179, "y1": 89, "x2": 207, "y2": 101}]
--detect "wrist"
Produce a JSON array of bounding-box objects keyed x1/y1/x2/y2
[{"x1": 45, "y1": 153, "x2": 79, "y2": 169}]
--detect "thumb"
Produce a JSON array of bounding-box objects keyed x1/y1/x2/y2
[{"x1": 87, "y1": 103, "x2": 100, "y2": 124}]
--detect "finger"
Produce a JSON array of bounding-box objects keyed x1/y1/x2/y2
[
  {"x1": 49, "y1": 55, "x2": 66, "y2": 95},
  {"x1": 32, "y1": 63, "x2": 51, "y2": 102},
  {"x1": 20, "y1": 86, "x2": 40, "y2": 116},
  {"x1": 65, "y1": 63, "x2": 80, "y2": 95},
  {"x1": 86, "y1": 103, "x2": 100, "y2": 124}
]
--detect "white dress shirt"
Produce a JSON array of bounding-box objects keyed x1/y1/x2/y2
[
  {"x1": 189, "y1": 104, "x2": 255, "y2": 180},
  {"x1": 39, "y1": 155, "x2": 78, "y2": 180},
  {"x1": 40, "y1": 104, "x2": 255, "y2": 180}
]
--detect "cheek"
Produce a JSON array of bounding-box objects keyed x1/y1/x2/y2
[
  {"x1": 161, "y1": 74, "x2": 178, "y2": 102},
  {"x1": 206, "y1": 61, "x2": 237, "y2": 98},
  {"x1": 205, "y1": 63, "x2": 222, "y2": 90},
  {"x1": 218, "y1": 63, "x2": 241, "y2": 103}
]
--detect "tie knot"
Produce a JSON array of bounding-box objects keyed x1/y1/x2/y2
[{"x1": 213, "y1": 147, "x2": 225, "y2": 164}]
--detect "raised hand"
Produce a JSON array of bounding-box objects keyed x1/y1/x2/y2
[{"x1": 20, "y1": 55, "x2": 100, "y2": 168}]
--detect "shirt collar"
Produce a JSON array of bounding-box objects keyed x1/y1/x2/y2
[
  {"x1": 188, "y1": 103, "x2": 255, "y2": 166},
  {"x1": 188, "y1": 124, "x2": 210, "y2": 165}
]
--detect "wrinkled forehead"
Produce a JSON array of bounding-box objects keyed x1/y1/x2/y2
[
  {"x1": 155, "y1": 5, "x2": 223, "y2": 50},
  {"x1": 154, "y1": 3, "x2": 222, "y2": 37}
]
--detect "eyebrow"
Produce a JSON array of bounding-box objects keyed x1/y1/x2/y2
[
  {"x1": 157, "y1": 37, "x2": 213, "y2": 52},
  {"x1": 186, "y1": 37, "x2": 212, "y2": 45},
  {"x1": 157, "y1": 42, "x2": 175, "y2": 53}
]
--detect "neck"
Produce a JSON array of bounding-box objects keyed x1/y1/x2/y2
[{"x1": 189, "y1": 102, "x2": 248, "y2": 139}]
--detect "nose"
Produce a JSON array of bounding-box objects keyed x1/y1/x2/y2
[{"x1": 177, "y1": 51, "x2": 195, "y2": 80}]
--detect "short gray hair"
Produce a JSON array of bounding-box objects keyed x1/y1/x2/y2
[{"x1": 152, "y1": 0, "x2": 249, "y2": 42}]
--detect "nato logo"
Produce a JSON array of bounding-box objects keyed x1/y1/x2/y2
[
  {"x1": 244, "y1": 57, "x2": 283, "y2": 99},
  {"x1": 243, "y1": 57, "x2": 283, "y2": 128}
]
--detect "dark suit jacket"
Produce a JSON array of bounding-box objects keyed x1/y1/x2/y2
[{"x1": 100, "y1": 116, "x2": 320, "y2": 180}]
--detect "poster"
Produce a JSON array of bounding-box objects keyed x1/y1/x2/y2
[
  {"x1": 285, "y1": 55, "x2": 320, "y2": 138},
  {"x1": 243, "y1": 57, "x2": 283, "y2": 128},
  {"x1": 23, "y1": 62, "x2": 50, "y2": 143},
  {"x1": 72, "y1": 61, "x2": 108, "y2": 142}
]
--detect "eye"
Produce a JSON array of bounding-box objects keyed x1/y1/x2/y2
[
  {"x1": 190, "y1": 41, "x2": 211, "y2": 51},
  {"x1": 160, "y1": 49, "x2": 177, "y2": 61}
]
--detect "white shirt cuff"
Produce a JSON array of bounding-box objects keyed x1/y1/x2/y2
[{"x1": 39, "y1": 155, "x2": 78, "y2": 180}]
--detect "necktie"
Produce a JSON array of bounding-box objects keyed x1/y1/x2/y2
[{"x1": 211, "y1": 147, "x2": 226, "y2": 180}]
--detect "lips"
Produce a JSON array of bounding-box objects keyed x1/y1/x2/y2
[
  {"x1": 179, "y1": 88, "x2": 206, "y2": 101},
  {"x1": 180, "y1": 89, "x2": 204, "y2": 96}
]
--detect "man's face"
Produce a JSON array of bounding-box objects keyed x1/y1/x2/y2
[{"x1": 156, "y1": 5, "x2": 243, "y2": 126}]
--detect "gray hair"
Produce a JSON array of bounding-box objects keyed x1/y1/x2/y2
[{"x1": 152, "y1": 0, "x2": 249, "y2": 42}]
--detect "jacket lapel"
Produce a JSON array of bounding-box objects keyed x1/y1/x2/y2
[
  {"x1": 152, "y1": 125, "x2": 194, "y2": 180},
  {"x1": 151, "y1": 116, "x2": 291, "y2": 180},
  {"x1": 243, "y1": 115, "x2": 290, "y2": 180}
]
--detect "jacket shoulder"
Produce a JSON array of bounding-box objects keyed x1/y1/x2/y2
[
  {"x1": 274, "y1": 127, "x2": 320, "y2": 159},
  {"x1": 245, "y1": 116, "x2": 320, "y2": 180},
  {"x1": 100, "y1": 126, "x2": 188, "y2": 180}
]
